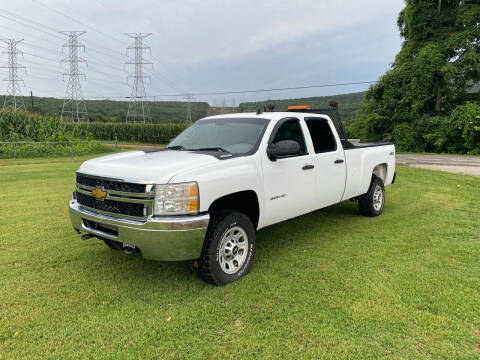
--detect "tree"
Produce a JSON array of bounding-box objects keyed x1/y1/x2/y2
[{"x1": 354, "y1": 0, "x2": 480, "y2": 144}]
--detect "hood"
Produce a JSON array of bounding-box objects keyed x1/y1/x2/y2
[{"x1": 78, "y1": 150, "x2": 219, "y2": 184}]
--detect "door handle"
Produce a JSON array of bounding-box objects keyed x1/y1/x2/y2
[
  {"x1": 302, "y1": 164, "x2": 314, "y2": 170},
  {"x1": 334, "y1": 159, "x2": 344, "y2": 164}
]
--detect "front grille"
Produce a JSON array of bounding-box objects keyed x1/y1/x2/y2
[
  {"x1": 76, "y1": 174, "x2": 147, "y2": 193},
  {"x1": 76, "y1": 192, "x2": 145, "y2": 217}
]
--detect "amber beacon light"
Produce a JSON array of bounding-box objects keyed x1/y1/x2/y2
[{"x1": 287, "y1": 105, "x2": 310, "y2": 111}]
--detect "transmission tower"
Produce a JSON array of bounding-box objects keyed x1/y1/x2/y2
[
  {"x1": 125, "y1": 33, "x2": 152, "y2": 124},
  {"x1": 61, "y1": 31, "x2": 88, "y2": 122},
  {"x1": 184, "y1": 95, "x2": 194, "y2": 123},
  {"x1": 1, "y1": 38, "x2": 26, "y2": 112}
]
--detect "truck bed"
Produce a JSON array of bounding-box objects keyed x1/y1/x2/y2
[{"x1": 342, "y1": 141, "x2": 394, "y2": 149}]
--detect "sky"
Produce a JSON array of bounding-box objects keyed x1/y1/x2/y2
[{"x1": 0, "y1": 0, "x2": 405, "y2": 105}]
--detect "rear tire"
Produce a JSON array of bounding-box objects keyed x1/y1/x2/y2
[
  {"x1": 196, "y1": 210, "x2": 255, "y2": 286},
  {"x1": 358, "y1": 176, "x2": 385, "y2": 217}
]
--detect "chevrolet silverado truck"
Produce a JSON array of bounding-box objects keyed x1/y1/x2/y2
[{"x1": 69, "y1": 103, "x2": 396, "y2": 285}]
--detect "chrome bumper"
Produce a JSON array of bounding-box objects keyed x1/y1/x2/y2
[{"x1": 69, "y1": 199, "x2": 209, "y2": 261}]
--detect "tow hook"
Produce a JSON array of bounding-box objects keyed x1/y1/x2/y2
[
  {"x1": 123, "y1": 244, "x2": 139, "y2": 255},
  {"x1": 81, "y1": 234, "x2": 95, "y2": 240}
]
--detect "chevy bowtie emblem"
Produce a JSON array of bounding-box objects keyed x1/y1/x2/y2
[{"x1": 92, "y1": 187, "x2": 107, "y2": 201}]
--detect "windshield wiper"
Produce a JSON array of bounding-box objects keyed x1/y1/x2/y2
[
  {"x1": 193, "y1": 147, "x2": 230, "y2": 153},
  {"x1": 165, "y1": 145, "x2": 187, "y2": 150}
]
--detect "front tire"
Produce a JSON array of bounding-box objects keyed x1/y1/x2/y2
[
  {"x1": 197, "y1": 210, "x2": 255, "y2": 286},
  {"x1": 358, "y1": 176, "x2": 385, "y2": 217}
]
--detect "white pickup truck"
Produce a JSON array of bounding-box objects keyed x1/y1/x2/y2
[{"x1": 69, "y1": 105, "x2": 396, "y2": 285}]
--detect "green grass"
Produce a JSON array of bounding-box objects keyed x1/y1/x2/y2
[
  {"x1": 0, "y1": 160, "x2": 479, "y2": 359},
  {"x1": 0, "y1": 153, "x2": 116, "y2": 167}
]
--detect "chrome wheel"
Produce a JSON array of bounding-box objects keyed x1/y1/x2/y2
[
  {"x1": 373, "y1": 185, "x2": 384, "y2": 211},
  {"x1": 218, "y1": 226, "x2": 249, "y2": 274}
]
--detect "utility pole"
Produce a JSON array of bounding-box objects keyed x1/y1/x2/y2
[
  {"x1": 125, "y1": 33, "x2": 152, "y2": 124},
  {"x1": 184, "y1": 95, "x2": 194, "y2": 123},
  {"x1": 60, "y1": 31, "x2": 88, "y2": 122},
  {"x1": 30, "y1": 91, "x2": 34, "y2": 112},
  {"x1": 1, "y1": 38, "x2": 26, "y2": 113}
]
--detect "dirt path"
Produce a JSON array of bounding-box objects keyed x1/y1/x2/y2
[{"x1": 396, "y1": 154, "x2": 480, "y2": 177}]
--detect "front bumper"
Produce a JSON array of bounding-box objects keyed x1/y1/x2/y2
[{"x1": 69, "y1": 199, "x2": 209, "y2": 261}]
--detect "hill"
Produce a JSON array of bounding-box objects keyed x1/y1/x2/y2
[
  {"x1": 238, "y1": 91, "x2": 366, "y2": 124},
  {"x1": 0, "y1": 95, "x2": 209, "y2": 123},
  {"x1": 0, "y1": 91, "x2": 366, "y2": 124}
]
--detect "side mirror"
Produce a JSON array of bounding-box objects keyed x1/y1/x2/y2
[{"x1": 267, "y1": 140, "x2": 301, "y2": 161}]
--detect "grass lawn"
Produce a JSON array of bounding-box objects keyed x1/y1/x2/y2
[
  {"x1": 0, "y1": 159, "x2": 479, "y2": 359},
  {"x1": 0, "y1": 153, "x2": 115, "y2": 167}
]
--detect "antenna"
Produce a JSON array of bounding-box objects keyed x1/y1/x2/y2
[
  {"x1": 1, "y1": 38, "x2": 26, "y2": 113},
  {"x1": 60, "y1": 31, "x2": 88, "y2": 122},
  {"x1": 125, "y1": 33, "x2": 152, "y2": 124}
]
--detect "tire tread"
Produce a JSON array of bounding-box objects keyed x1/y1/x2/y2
[
  {"x1": 358, "y1": 176, "x2": 385, "y2": 217},
  {"x1": 196, "y1": 210, "x2": 254, "y2": 286}
]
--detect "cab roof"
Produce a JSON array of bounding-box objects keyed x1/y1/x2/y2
[{"x1": 201, "y1": 112, "x2": 331, "y2": 122}]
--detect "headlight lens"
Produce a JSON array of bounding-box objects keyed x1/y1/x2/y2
[{"x1": 153, "y1": 182, "x2": 199, "y2": 215}]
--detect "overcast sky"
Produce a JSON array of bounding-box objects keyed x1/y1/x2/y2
[{"x1": 0, "y1": 0, "x2": 405, "y2": 105}]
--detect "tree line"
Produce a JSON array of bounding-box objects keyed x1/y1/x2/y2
[{"x1": 349, "y1": 0, "x2": 480, "y2": 154}]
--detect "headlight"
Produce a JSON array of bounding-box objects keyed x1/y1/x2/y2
[{"x1": 153, "y1": 182, "x2": 199, "y2": 215}]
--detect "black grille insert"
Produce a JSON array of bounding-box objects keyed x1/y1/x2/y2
[
  {"x1": 83, "y1": 219, "x2": 119, "y2": 236},
  {"x1": 76, "y1": 192, "x2": 145, "y2": 217},
  {"x1": 76, "y1": 174, "x2": 147, "y2": 193}
]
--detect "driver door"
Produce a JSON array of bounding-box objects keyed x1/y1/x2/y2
[{"x1": 261, "y1": 117, "x2": 317, "y2": 226}]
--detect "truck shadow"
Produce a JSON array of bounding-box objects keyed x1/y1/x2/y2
[
  {"x1": 85, "y1": 200, "x2": 362, "y2": 290},
  {"x1": 255, "y1": 201, "x2": 360, "y2": 254}
]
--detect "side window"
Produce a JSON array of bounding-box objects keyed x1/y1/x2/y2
[
  {"x1": 305, "y1": 118, "x2": 337, "y2": 153},
  {"x1": 272, "y1": 119, "x2": 307, "y2": 155}
]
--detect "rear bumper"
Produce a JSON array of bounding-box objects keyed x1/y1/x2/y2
[{"x1": 69, "y1": 200, "x2": 209, "y2": 261}]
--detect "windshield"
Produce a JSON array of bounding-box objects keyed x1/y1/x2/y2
[{"x1": 167, "y1": 117, "x2": 269, "y2": 155}]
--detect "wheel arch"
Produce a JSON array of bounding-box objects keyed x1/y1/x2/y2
[
  {"x1": 208, "y1": 190, "x2": 260, "y2": 229},
  {"x1": 372, "y1": 163, "x2": 388, "y2": 183}
]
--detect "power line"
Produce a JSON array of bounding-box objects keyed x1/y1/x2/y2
[
  {"x1": 0, "y1": 10, "x2": 126, "y2": 70},
  {"x1": 22, "y1": 42, "x2": 61, "y2": 55},
  {"x1": 26, "y1": 2, "x2": 200, "y2": 95},
  {"x1": 31, "y1": 0, "x2": 128, "y2": 46},
  {"x1": 23, "y1": 80, "x2": 375, "y2": 100},
  {"x1": 65, "y1": 80, "x2": 378, "y2": 100},
  {"x1": 163, "y1": 81, "x2": 377, "y2": 96},
  {"x1": 1, "y1": 6, "x2": 201, "y2": 96},
  {"x1": 84, "y1": 80, "x2": 376, "y2": 98},
  {"x1": 144, "y1": 67, "x2": 184, "y2": 95},
  {"x1": 149, "y1": 53, "x2": 200, "y2": 94},
  {"x1": 0, "y1": 43, "x2": 130, "y2": 91},
  {"x1": 0, "y1": 12, "x2": 64, "y2": 40},
  {"x1": 0, "y1": 8, "x2": 376, "y2": 103}
]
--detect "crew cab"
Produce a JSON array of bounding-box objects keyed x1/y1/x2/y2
[{"x1": 69, "y1": 104, "x2": 396, "y2": 285}]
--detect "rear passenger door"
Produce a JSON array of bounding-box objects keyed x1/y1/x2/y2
[{"x1": 304, "y1": 117, "x2": 346, "y2": 208}]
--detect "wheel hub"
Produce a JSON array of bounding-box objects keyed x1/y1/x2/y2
[
  {"x1": 218, "y1": 226, "x2": 249, "y2": 274},
  {"x1": 373, "y1": 185, "x2": 383, "y2": 211}
]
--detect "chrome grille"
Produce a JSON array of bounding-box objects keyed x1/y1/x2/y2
[
  {"x1": 76, "y1": 192, "x2": 146, "y2": 217},
  {"x1": 74, "y1": 173, "x2": 154, "y2": 220},
  {"x1": 76, "y1": 173, "x2": 147, "y2": 193}
]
